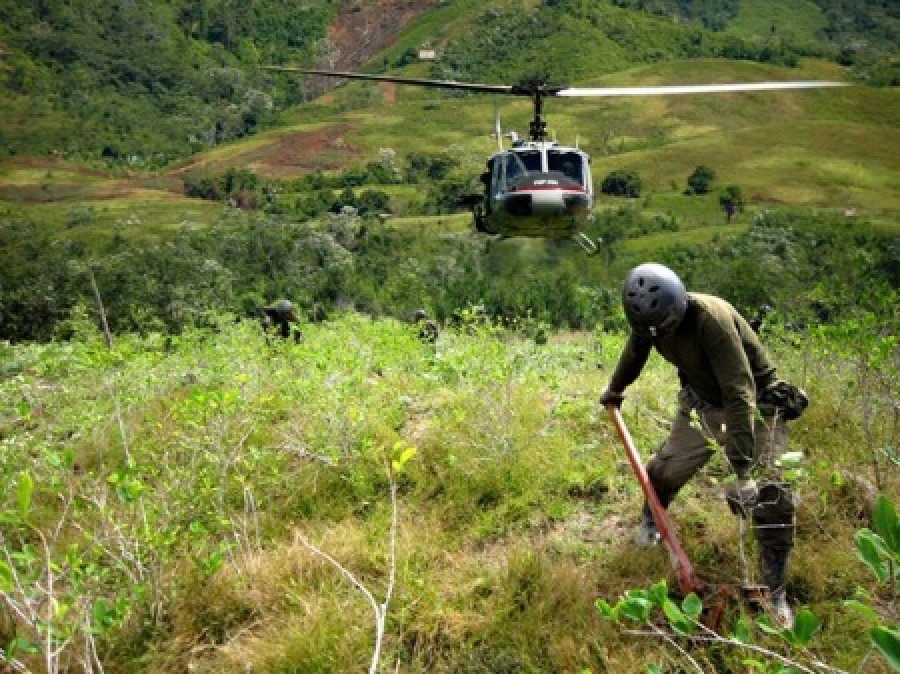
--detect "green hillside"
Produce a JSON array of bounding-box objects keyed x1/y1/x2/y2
[{"x1": 0, "y1": 0, "x2": 897, "y2": 342}]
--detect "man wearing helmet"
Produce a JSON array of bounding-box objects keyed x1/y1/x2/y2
[
  {"x1": 413, "y1": 308, "x2": 439, "y2": 344},
  {"x1": 261, "y1": 299, "x2": 299, "y2": 341},
  {"x1": 600, "y1": 263, "x2": 801, "y2": 628}
]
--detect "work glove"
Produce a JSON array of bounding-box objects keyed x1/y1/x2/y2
[
  {"x1": 599, "y1": 389, "x2": 625, "y2": 408},
  {"x1": 725, "y1": 478, "x2": 758, "y2": 518}
]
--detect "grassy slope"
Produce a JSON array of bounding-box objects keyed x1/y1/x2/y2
[
  {"x1": 1, "y1": 315, "x2": 894, "y2": 672},
  {"x1": 728, "y1": 0, "x2": 829, "y2": 44},
  {"x1": 4, "y1": 60, "x2": 897, "y2": 229}
]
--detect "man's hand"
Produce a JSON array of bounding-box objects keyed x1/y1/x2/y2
[
  {"x1": 599, "y1": 389, "x2": 625, "y2": 408},
  {"x1": 725, "y1": 478, "x2": 758, "y2": 517}
]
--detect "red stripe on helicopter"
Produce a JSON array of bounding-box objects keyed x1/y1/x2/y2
[{"x1": 509, "y1": 186, "x2": 587, "y2": 192}]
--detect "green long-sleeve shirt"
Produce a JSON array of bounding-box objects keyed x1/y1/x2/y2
[{"x1": 608, "y1": 293, "x2": 777, "y2": 477}]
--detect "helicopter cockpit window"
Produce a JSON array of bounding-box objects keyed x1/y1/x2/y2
[
  {"x1": 515, "y1": 150, "x2": 542, "y2": 173},
  {"x1": 547, "y1": 150, "x2": 585, "y2": 185},
  {"x1": 503, "y1": 153, "x2": 528, "y2": 182}
]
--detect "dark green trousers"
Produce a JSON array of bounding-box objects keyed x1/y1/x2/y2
[{"x1": 645, "y1": 387, "x2": 795, "y2": 549}]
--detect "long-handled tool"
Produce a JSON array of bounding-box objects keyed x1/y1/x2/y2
[{"x1": 606, "y1": 404, "x2": 699, "y2": 596}]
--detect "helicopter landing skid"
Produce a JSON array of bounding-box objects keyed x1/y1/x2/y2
[{"x1": 573, "y1": 231, "x2": 599, "y2": 255}]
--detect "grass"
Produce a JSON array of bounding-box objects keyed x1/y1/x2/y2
[
  {"x1": 624, "y1": 223, "x2": 747, "y2": 254},
  {"x1": 1, "y1": 313, "x2": 895, "y2": 672},
  {"x1": 727, "y1": 0, "x2": 829, "y2": 45},
  {"x1": 383, "y1": 212, "x2": 472, "y2": 233},
  {"x1": 0, "y1": 194, "x2": 228, "y2": 250}
]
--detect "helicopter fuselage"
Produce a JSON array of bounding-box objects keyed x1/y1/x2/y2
[{"x1": 478, "y1": 140, "x2": 593, "y2": 239}]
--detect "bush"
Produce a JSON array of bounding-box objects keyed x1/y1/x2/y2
[
  {"x1": 600, "y1": 170, "x2": 642, "y2": 198},
  {"x1": 686, "y1": 164, "x2": 716, "y2": 195}
]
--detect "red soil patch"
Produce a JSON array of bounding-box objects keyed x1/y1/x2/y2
[
  {"x1": 163, "y1": 123, "x2": 363, "y2": 181},
  {"x1": 245, "y1": 124, "x2": 363, "y2": 179}
]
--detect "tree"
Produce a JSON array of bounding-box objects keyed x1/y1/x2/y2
[
  {"x1": 357, "y1": 189, "x2": 391, "y2": 216},
  {"x1": 686, "y1": 165, "x2": 716, "y2": 195},
  {"x1": 600, "y1": 170, "x2": 642, "y2": 198},
  {"x1": 719, "y1": 184, "x2": 745, "y2": 223}
]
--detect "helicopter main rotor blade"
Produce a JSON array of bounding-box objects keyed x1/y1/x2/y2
[
  {"x1": 264, "y1": 66, "x2": 515, "y2": 95},
  {"x1": 556, "y1": 80, "x2": 848, "y2": 97}
]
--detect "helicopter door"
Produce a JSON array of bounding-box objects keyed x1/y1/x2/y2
[{"x1": 502, "y1": 152, "x2": 528, "y2": 184}]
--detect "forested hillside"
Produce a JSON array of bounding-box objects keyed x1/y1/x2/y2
[
  {"x1": 1, "y1": 0, "x2": 897, "y2": 163},
  {"x1": 0, "y1": 0, "x2": 336, "y2": 163},
  {"x1": 0, "y1": 0, "x2": 897, "y2": 340}
]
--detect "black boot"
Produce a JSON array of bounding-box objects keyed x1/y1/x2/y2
[{"x1": 760, "y1": 546, "x2": 793, "y2": 628}]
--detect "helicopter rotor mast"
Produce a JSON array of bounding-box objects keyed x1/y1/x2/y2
[{"x1": 509, "y1": 81, "x2": 565, "y2": 142}]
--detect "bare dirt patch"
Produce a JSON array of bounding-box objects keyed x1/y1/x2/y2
[
  {"x1": 162, "y1": 123, "x2": 363, "y2": 182},
  {"x1": 245, "y1": 124, "x2": 363, "y2": 179},
  {"x1": 326, "y1": 1, "x2": 440, "y2": 72}
]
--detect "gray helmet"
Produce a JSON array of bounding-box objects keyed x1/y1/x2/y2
[
  {"x1": 413, "y1": 308, "x2": 428, "y2": 322},
  {"x1": 275, "y1": 299, "x2": 294, "y2": 317},
  {"x1": 622, "y1": 263, "x2": 687, "y2": 337}
]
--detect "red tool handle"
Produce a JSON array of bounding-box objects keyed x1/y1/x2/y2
[{"x1": 606, "y1": 404, "x2": 698, "y2": 596}]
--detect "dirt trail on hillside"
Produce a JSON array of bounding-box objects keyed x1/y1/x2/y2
[
  {"x1": 166, "y1": 124, "x2": 362, "y2": 181},
  {"x1": 0, "y1": 122, "x2": 363, "y2": 201}
]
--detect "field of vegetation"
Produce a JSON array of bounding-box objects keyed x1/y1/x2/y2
[
  {"x1": 0, "y1": 0, "x2": 898, "y2": 671},
  {"x1": 1, "y1": 309, "x2": 897, "y2": 672}
]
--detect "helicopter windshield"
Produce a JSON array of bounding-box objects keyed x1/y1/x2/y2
[
  {"x1": 514, "y1": 150, "x2": 542, "y2": 172},
  {"x1": 504, "y1": 153, "x2": 527, "y2": 182},
  {"x1": 503, "y1": 150, "x2": 544, "y2": 184},
  {"x1": 547, "y1": 150, "x2": 585, "y2": 186}
]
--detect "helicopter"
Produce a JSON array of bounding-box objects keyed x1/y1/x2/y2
[{"x1": 265, "y1": 66, "x2": 847, "y2": 253}]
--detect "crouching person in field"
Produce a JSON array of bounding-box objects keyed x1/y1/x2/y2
[
  {"x1": 261, "y1": 299, "x2": 301, "y2": 343},
  {"x1": 600, "y1": 263, "x2": 807, "y2": 628}
]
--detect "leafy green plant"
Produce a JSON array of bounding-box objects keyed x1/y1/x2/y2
[
  {"x1": 597, "y1": 497, "x2": 900, "y2": 672},
  {"x1": 847, "y1": 493, "x2": 900, "y2": 671},
  {"x1": 596, "y1": 579, "x2": 830, "y2": 673}
]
